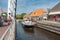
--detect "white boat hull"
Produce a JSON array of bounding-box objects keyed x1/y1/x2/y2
[{"x1": 21, "y1": 22, "x2": 35, "y2": 28}]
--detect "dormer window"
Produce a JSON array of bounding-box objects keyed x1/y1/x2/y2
[{"x1": 34, "y1": 12, "x2": 37, "y2": 14}]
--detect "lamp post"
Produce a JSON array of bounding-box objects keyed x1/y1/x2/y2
[
  {"x1": 14, "y1": 0, "x2": 17, "y2": 40},
  {"x1": 14, "y1": 0, "x2": 17, "y2": 19}
]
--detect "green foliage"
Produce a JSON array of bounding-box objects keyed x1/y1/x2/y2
[
  {"x1": 16, "y1": 13, "x2": 26, "y2": 19},
  {"x1": 20, "y1": 13, "x2": 26, "y2": 19},
  {"x1": 16, "y1": 14, "x2": 21, "y2": 19}
]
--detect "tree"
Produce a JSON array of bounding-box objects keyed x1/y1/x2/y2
[
  {"x1": 16, "y1": 13, "x2": 26, "y2": 19},
  {"x1": 16, "y1": 14, "x2": 21, "y2": 19},
  {"x1": 20, "y1": 13, "x2": 26, "y2": 19}
]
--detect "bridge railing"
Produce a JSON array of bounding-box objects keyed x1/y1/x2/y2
[{"x1": 0, "y1": 20, "x2": 15, "y2": 40}]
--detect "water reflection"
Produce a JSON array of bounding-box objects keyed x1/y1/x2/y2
[
  {"x1": 16, "y1": 21, "x2": 60, "y2": 40},
  {"x1": 23, "y1": 27, "x2": 34, "y2": 33}
]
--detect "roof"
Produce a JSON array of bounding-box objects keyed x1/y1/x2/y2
[
  {"x1": 23, "y1": 14, "x2": 30, "y2": 18},
  {"x1": 50, "y1": 2, "x2": 60, "y2": 12},
  {"x1": 30, "y1": 8, "x2": 46, "y2": 17}
]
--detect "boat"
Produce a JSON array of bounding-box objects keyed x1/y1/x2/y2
[{"x1": 21, "y1": 18, "x2": 36, "y2": 28}]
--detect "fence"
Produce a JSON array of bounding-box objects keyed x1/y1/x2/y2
[{"x1": 0, "y1": 20, "x2": 15, "y2": 40}]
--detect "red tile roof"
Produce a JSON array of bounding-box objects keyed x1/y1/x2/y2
[{"x1": 30, "y1": 8, "x2": 46, "y2": 17}]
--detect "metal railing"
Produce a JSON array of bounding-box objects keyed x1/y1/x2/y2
[{"x1": 0, "y1": 20, "x2": 15, "y2": 40}]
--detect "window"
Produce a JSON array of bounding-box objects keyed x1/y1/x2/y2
[{"x1": 34, "y1": 12, "x2": 37, "y2": 14}]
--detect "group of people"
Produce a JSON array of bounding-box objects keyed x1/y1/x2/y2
[{"x1": 0, "y1": 16, "x2": 12, "y2": 27}]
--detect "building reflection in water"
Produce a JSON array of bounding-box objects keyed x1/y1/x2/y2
[{"x1": 23, "y1": 27, "x2": 34, "y2": 33}]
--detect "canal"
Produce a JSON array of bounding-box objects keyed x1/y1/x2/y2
[{"x1": 15, "y1": 20, "x2": 60, "y2": 40}]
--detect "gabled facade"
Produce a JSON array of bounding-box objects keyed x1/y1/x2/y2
[
  {"x1": 23, "y1": 14, "x2": 30, "y2": 18},
  {"x1": 49, "y1": 2, "x2": 60, "y2": 15},
  {"x1": 49, "y1": 2, "x2": 60, "y2": 21},
  {"x1": 30, "y1": 8, "x2": 46, "y2": 20},
  {"x1": 0, "y1": 8, "x2": 2, "y2": 16},
  {"x1": 23, "y1": 14, "x2": 31, "y2": 19}
]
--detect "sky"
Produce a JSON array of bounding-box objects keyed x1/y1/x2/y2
[{"x1": 0, "y1": 0, "x2": 60, "y2": 14}]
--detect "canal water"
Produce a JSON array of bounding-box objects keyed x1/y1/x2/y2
[{"x1": 15, "y1": 20, "x2": 60, "y2": 40}]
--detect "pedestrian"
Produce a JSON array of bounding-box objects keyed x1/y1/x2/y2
[{"x1": 8, "y1": 16, "x2": 12, "y2": 25}]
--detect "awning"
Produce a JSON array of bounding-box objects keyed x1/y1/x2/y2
[{"x1": 49, "y1": 12, "x2": 60, "y2": 15}]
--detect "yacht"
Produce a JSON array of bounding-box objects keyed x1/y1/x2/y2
[{"x1": 22, "y1": 18, "x2": 36, "y2": 28}]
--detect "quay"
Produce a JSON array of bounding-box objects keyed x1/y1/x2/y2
[{"x1": 33, "y1": 20, "x2": 60, "y2": 34}]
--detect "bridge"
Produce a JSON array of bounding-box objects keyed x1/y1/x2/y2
[
  {"x1": 0, "y1": 0, "x2": 60, "y2": 40},
  {"x1": 0, "y1": 0, "x2": 17, "y2": 40}
]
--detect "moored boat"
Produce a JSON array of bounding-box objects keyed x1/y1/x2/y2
[{"x1": 22, "y1": 18, "x2": 36, "y2": 28}]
